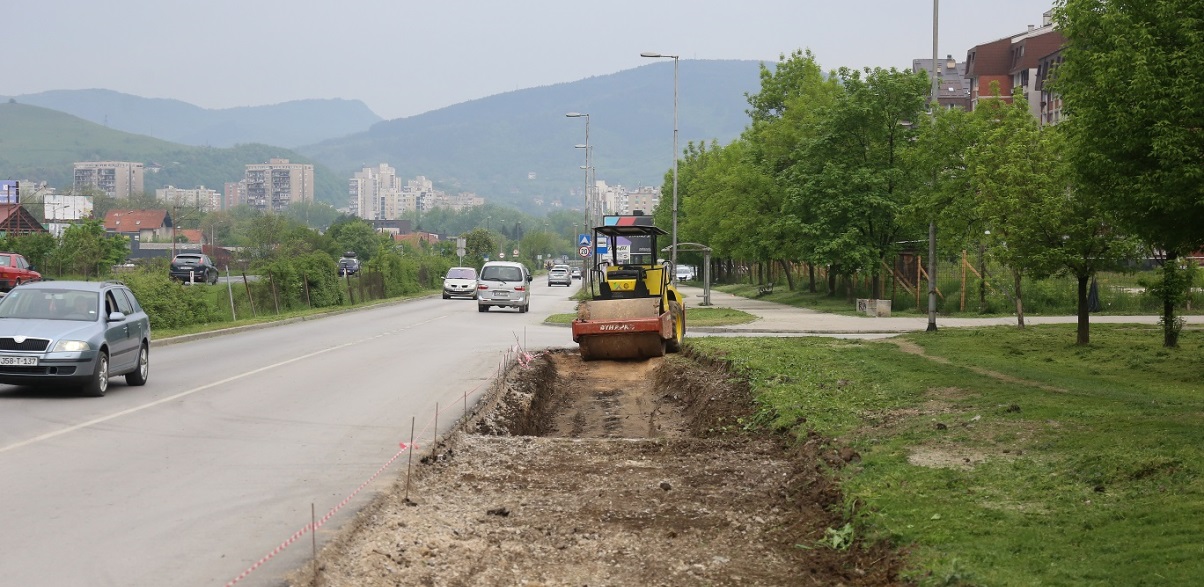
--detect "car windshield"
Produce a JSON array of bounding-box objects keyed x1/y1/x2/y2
[
  {"x1": 0, "y1": 289, "x2": 100, "y2": 321},
  {"x1": 481, "y1": 265, "x2": 524, "y2": 282},
  {"x1": 446, "y1": 268, "x2": 476, "y2": 279}
]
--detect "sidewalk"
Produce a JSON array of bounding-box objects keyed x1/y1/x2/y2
[{"x1": 678, "y1": 285, "x2": 1203, "y2": 335}]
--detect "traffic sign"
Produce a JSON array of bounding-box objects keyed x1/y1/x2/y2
[
  {"x1": 595, "y1": 237, "x2": 608, "y2": 255},
  {"x1": 578, "y1": 245, "x2": 591, "y2": 258},
  {"x1": 578, "y1": 234, "x2": 591, "y2": 247}
]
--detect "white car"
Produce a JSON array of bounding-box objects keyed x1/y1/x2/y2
[
  {"x1": 477, "y1": 261, "x2": 531, "y2": 312},
  {"x1": 548, "y1": 265, "x2": 572, "y2": 286},
  {"x1": 675, "y1": 265, "x2": 696, "y2": 281},
  {"x1": 442, "y1": 267, "x2": 478, "y2": 299}
]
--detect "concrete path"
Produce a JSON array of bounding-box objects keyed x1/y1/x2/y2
[{"x1": 679, "y1": 284, "x2": 1203, "y2": 336}]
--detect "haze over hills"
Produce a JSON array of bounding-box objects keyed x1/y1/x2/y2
[
  {"x1": 299, "y1": 60, "x2": 763, "y2": 212},
  {"x1": 2, "y1": 60, "x2": 766, "y2": 213},
  {"x1": 0, "y1": 103, "x2": 347, "y2": 204},
  {"x1": 1, "y1": 89, "x2": 382, "y2": 149}
]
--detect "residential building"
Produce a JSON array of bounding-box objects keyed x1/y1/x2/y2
[
  {"x1": 243, "y1": 158, "x2": 314, "y2": 212},
  {"x1": 1036, "y1": 48, "x2": 1065, "y2": 126},
  {"x1": 224, "y1": 181, "x2": 246, "y2": 209},
  {"x1": 965, "y1": 11, "x2": 1064, "y2": 116},
  {"x1": 73, "y1": 161, "x2": 145, "y2": 198},
  {"x1": 156, "y1": 186, "x2": 222, "y2": 212},
  {"x1": 103, "y1": 209, "x2": 172, "y2": 242},
  {"x1": 623, "y1": 186, "x2": 661, "y2": 217},
  {"x1": 912, "y1": 55, "x2": 971, "y2": 111},
  {"x1": 349, "y1": 164, "x2": 403, "y2": 220}
]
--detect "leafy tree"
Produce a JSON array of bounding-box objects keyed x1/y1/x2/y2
[
  {"x1": 969, "y1": 90, "x2": 1140, "y2": 342},
  {"x1": 7, "y1": 232, "x2": 58, "y2": 275},
  {"x1": 788, "y1": 66, "x2": 930, "y2": 299},
  {"x1": 1053, "y1": 0, "x2": 1204, "y2": 346},
  {"x1": 326, "y1": 217, "x2": 382, "y2": 261},
  {"x1": 51, "y1": 220, "x2": 129, "y2": 278}
]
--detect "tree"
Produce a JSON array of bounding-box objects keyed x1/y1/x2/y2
[
  {"x1": 1053, "y1": 0, "x2": 1204, "y2": 346},
  {"x1": 969, "y1": 89, "x2": 1139, "y2": 342},
  {"x1": 52, "y1": 220, "x2": 129, "y2": 278},
  {"x1": 788, "y1": 66, "x2": 930, "y2": 299}
]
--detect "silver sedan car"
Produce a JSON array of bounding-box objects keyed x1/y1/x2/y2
[{"x1": 0, "y1": 281, "x2": 151, "y2": 397}]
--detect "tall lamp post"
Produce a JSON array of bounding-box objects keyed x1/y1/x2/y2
[
  {"x1": 640, "y1": 51, "x2": 680, "y2": 284},
  {"x1": 926, "y1": 1, "x2": 939, "y2": 332},
  {"x1": 566, "y1": 112, "x2": 591, "y2": 287}
]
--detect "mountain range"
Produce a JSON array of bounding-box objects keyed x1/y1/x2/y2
[{"x1": 1, "y1": 60, "x2": 765, "y2": 212}]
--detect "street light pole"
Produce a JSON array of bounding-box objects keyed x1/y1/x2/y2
[
  {"x1": 566, "y1": 112, "x2": 591, "y2": 288},
  {"x1": 640, "y1": 52, "x2": 680, "y2": 285},
  {"x1": 927, "y1": 0, "x2": 939, "y2": 332}
]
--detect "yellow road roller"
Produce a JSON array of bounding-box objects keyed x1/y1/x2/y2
[{"x1": 571, "y1": 219, "x2": 685, "y2": 360}]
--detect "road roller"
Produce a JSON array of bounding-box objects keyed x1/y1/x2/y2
[{"x1": 571, "y1": 219, "x2": 685, "y2": 360}]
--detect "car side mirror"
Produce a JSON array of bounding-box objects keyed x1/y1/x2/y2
[{"x1": 107, "y1": 311, "x2": 126, "y2": 322}]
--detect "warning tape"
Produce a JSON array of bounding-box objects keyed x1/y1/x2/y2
[{"x1": 225, "y1": 339, "x2": 539, "y2": 586}]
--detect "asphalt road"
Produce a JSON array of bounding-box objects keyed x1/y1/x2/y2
[{"x1": 0, "y1": 278, "x2": 584, "y2": 587}]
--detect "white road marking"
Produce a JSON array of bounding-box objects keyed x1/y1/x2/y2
[{"x1": 0, "y1": 316, "x2": 447, "y2": 455}]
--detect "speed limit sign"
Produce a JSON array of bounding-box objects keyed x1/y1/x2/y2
[{"x1": 578, "y1": 245, "x2": 591, "y2": 258}]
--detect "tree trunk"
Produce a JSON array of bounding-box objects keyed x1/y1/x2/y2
[
  {"x1": 1163, "y1": 252, "x2": 1180, "y2": 348},
  {"x1": 777, "y1": 259, "x2": 795, "y2": 291},
  {"x1": 808, "y1": 264, "x2": 817, "y2": 293},
  {"x1": 1013, "y1": 269, "x2": 1025, "y2": 328},
  {"x1": 871, "y1": 266, "x2": 882, "y2": 300},
  {"x1": 1076, "y1": 274, "x2": 1090, "y2": 345},
  {"x1": 978, "y1": 242, "x2": 988, "y2": 313},
  {"x1": 827, "y1": 264, "x2": 838, "y2": 297}
]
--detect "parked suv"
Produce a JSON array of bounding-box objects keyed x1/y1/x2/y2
[
  {"x1": 337, "y1": 252, "x2": 361, "y2": 277},
  {"x1": 0, "y1": 280, "x2": 151, "y2": 396},
  {"x1": 169, "y1": 253, "x2": 218, "y2": 285},
  {"x1": 477, "y1": 261, "x2": 531, "y2": 313}
]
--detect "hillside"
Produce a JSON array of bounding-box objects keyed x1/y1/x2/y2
[
  {"x1": 298, "y1": 60, "x2": 764, "y2": 212},
  {"x1": 1, "y1": 90, "x2": 382, "y2": 148},
  {"x1": 0, "y1": 103, "x2": 347, "y2": 205},
  {"x1": 2, "y1": 60, "x2": 765, "y2": 213}
]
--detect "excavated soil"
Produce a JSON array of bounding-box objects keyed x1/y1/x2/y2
[{"x1": 289, "y1": 348, "x2": 907, "y2": 586}]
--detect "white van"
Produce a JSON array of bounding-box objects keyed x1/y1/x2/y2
[{"x1": 477, "y1": 261, "x2": 532, "y2": 312}]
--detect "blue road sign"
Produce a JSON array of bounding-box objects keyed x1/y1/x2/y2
[{"x1": 578, "y1": 234, "x2": 591, "y2": 247}]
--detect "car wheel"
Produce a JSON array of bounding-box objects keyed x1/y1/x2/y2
[
  {"x1": 126, "y1": 343, "x2": 149, "y2": 386},
  {"x1": 208, "y1": 271, "x2": 219, "y2": 285},
  {"x1": 478, "y1": 305, "x2": 488, "y2": 312},
  {"x1": 443, "y1": 292, "x2": 450, "y2": 299},
  {"x1": 520, "y1": 302, "x2": 529, "y2": 313},
  {"x1": 82, "y1": 350, "x2": 110, "y2": 397}
]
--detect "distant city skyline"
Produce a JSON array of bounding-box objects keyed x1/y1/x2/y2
[{"x1": 6, "y1": 1, "x2": 1056, "y2": 120}]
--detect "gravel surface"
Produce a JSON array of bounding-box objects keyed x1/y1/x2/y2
[{"x1": 288, "y1": 348, "x2": 906, "y2": 586}]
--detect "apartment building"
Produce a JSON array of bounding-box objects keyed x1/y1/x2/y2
[
  {"x1": 73, "y1": 161, "x2": 144, "y2": 198},
  {"x1": 349, "y1": 163, "x2": 404, "y2": 220},
  {"x1": 623, "y1": 186, "x2": 661, "y2": 216},
  {"x1": 1036, "y1": 49, "x2": 1065, "y2": 126},
  {"x1": 912, "y1": 55, "x2": 971, "y2": 111},
  {"x1": 965, "y1": 11, "x2": 1065, "y2": 117},
  {"x1": 224, "y1": 181, "x2": 246, "y2": 209},
  {"x1": 244, "y1": 158, "x2": 314, "y2": 212},
  {"x1": 156, "y1": 186, "x2": 222, "y2": 212}
]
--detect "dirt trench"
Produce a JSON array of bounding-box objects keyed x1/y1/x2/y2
[{"x1": 291, "y1": 348, "x2": 906, "y2": 587}]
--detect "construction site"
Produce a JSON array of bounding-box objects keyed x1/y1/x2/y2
[{"x1": 289, "y1": 349, "x2": 906, "y2": 586}]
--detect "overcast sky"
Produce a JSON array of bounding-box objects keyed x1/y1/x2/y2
[{"x1": 7, "y1": 0, "x2": 1056, "y2": 120}]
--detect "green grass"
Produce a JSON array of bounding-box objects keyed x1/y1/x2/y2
[
  {"x1": 717, "y1": 266, "x2": 1203, "y2": 318},
  {"x1": 685, "y1": 326, "x2": 1204, "y2": 586}
]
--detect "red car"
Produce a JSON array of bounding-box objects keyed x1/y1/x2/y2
[{"x1": 0, "y1": 252, "x2": 41, "y2": 291}]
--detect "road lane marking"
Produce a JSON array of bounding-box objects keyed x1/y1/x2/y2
[{"x1": 0, "y1": 316, "x2": 447, "y2": 455}]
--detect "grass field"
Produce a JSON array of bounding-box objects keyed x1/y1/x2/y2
[{"x1": 685, "y1": 325, "x2": 1204, "y2": 585}]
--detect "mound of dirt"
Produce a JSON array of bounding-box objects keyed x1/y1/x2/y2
[{"x1": 290, "y1": 348, "x2": 906, "y2": 586}]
